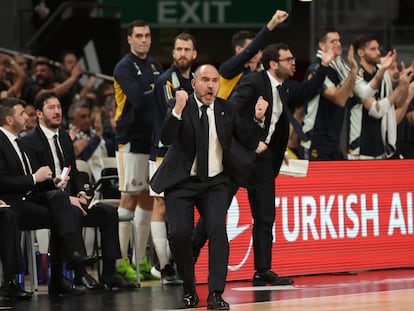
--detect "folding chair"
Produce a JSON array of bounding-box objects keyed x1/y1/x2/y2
[
  {"x1": 75, "y1": 159, "x2": 94, "y2": 197},
  {"x1": 76, "y1": 159, "x2": 100, "y2": 273},
  {"x1": 21, "y1": 230, "x2": 38, "y2": 292},
  {"x1": 89, "y1": 157, "x2": 121, "y2": 208}
]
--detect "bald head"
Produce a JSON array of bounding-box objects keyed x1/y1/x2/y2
[
  {"x1": 193, "y1": 64, "x2": 218, "y2": 77},
  {"x1": 192, "y1": 64, "x2": 220, "y2": 105}
]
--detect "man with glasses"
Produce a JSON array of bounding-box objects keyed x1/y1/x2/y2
[{"x1": 230, "y1": 43, "x2": 334, "y2": 286}]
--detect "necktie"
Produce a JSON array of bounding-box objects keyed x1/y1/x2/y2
[
  {"x1": 197, "y1": 105, "x2": 209, "y2": 181},
  {"x1": 53, "y1": 134, "x2": 65, "y2": 170},
  {"x1": 15, "y1": 138, "x2": 31, "y2": 175}
]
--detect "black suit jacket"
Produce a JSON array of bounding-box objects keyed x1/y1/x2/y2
[
  {"x1": 22, "y1": 126, "x2": 83, "y2": 196},
  {"x1": 230, "y1": 68, "x2": 327, "y2": 175},
  {"x1": 0, "y1": 130, "x2": 55, "y2": 203},
  {"x1": 150, "y1": 94, "x2": 262, "y2": 193}
]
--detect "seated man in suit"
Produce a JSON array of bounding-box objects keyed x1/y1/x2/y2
[
  {"x1": 0, "y1": 97, "x2": 93, "y2": 297},
  {"x1": 0, "y1": 200, "x2": 33, "y2": 300},
  {"x1": 150, "y1": 64, "x2": 267, "y2": 309},
  {"x1": 22, "y1": 92, "x2": 136, "y2": 290}
]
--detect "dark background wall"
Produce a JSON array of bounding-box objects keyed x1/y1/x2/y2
[
  {"x1": 0, "y1": 0, "x2": 312, "y2": 78},
  {"x1": 1, "y1": 0, "x2": 412, "y2": 78},
  {"x1": 118, "y1": 1, "x2": 312, "y2": 79}
]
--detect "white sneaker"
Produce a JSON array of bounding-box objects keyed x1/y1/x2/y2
[{"x1": 150, "y1": 266, "x2": 161, "y2": 279}]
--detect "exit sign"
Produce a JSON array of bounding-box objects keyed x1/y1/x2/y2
[{"x1": 103, "y1": 0, "x2": 291, "y2": 28}]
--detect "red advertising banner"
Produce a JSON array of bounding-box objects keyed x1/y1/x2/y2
[{"x1": 195, "y1": 160, "x2": 414, "y2": 282}]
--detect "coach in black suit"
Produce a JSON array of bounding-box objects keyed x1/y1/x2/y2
[
  {"x1": 0, "y1": 97, "x2": 93, "y2": 297},
  {"x1": 22, "y1": 92, "x2": 135, "y2": 290},
  {"x1": 230, "y1": 43, "x2": 334, "y2": 286},
  {"x1": 151, "y1": 64, "x2": 266, "y2": 309}
]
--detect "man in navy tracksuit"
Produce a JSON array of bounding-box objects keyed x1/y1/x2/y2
[{"x1": 113, "y1": 20, "x2": 164, "y2": 282}]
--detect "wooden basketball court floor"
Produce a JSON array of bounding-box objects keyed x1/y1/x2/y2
[{"x1": 1, "y1": 267, "x2": 413, "y2": 310}]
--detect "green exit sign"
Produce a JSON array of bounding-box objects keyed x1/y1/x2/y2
[{"x1": 104, "y1": 0, "x2": 291, "y2": 28}]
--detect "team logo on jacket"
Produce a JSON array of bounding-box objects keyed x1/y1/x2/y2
[
  {"x1": 133, "y1": 62, "x2": 142, "y2": 76},
  {"x1": 151, "y1": 64, "x2": 161, "y2": 75}
]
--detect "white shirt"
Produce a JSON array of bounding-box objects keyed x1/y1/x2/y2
[
  {"x1": 190, "y1": 95, "x2": 224, "y2": 178},
  {"x1": 39, "y1": 124, "x2": 63, "y2": 176},
  {"x1": 265, "y1": 71, "x2": 283, "y2": 144}
]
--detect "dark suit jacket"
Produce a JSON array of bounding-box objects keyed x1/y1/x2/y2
[
  {"x1": 150, "y1": 94, "x2": 262, "y2": 193},
  {"x1": 23, "y1": 126, "x2": 122, "y2": 261},
  {"x1": 22, "y1": 125, "x2": 83, "y2": 196},
  {"x1": 230, "y1": 68, "x2": 327, "y2": 175},
  {"x1": 0, "y1": 130, "x2": 55, "y2": 203}
]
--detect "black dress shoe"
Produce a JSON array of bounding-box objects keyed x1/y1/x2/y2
[
  {"x1": 73, "y1": 273, "x2": 104, "y2": 290},
  {"x1": 67, "y1": 251, "x2": 97, "y2": 269},
  {"x1": 252, "y1": 270, "x2": 294, "y2": 286},
  {"x1": 101, "y1": 273, "x2": 140, "y2": 290},
  {"x1": 182, "y1": 288, "x2": 199, "y2": 308},
  {"x1": 0, "y1": 279, "x2": 33, "y2": 300},
  {"x1": 48, "y1": 276, "x2": 87, "y2": 297},
  {"x1": 207, "y1": 291, "x2": 230, "y2": 310}
]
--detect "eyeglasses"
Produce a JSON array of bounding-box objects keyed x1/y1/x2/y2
[{"x1": 276, "y1": 57, "x2": 296, "y2": 64}]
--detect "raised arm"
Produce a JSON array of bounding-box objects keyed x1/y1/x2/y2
[
  {"x1": 322, "y1": 46, "x2": 358, "y2": 107},
  {"x1": 1, "y1": 54, "x2": 27, "y2": 98},
  {"x1": 219, "y1": 10, "x2": 289, "y2": 79}
]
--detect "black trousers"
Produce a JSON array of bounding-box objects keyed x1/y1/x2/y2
[
  {"x1": 247, "y1": 149, "x2": 277, "y2": 272},
  {"x1": 16, "y1": 190, "x2": 79, "y2": 265},
  {"x1": 192, "y1": 180, "x2": 238, "y2": 259},
  {"x1": 0, "y1": 208, "x2": 24, "y2": 276},
  {"x1": 71, "y1": 202, "x2": 121, "y2": 261},
  {"x1": 165, "y1": 174, "x2": 229, "y2": 293}
]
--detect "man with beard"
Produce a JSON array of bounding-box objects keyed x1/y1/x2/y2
[
  {"x1": 150, "y1": 64, "x2": 267, "y2": 309},
  {"x1": 0, "y1": 97, "x2": 95, "y2": 297},
  {"x1": 191, "y1": 9, "x2": 289, "y2": 265},
  {"x1": 22, "y1": 92, "x2": 137, "y2": 290},
  {"x1": 148, "y1": 32, "x2": 197, "y2": 284},
  {"x1": 229, "y1": 43, "x2": 335, "y2": 286},
  {"x1": 22, "y1": 60, "x2": 83, "y2": 121},
  {"x1": 347, "y1": 35, "x2": 414, "y2": 159},
  {"x1": 302, "y1": 28, "x2": 394, "y2": 160}
]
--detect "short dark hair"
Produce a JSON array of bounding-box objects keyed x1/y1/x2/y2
[
  {"x1": 353, "y1": 34, "x2": 378, "y2": 51},
  {"x1": 231, "y1": 30, "x2": 255, "y2": 52},
  {"x1": 34, "y1": 92, "x2": 57, "y2": 111},
  {"x1": 60, "y1": 50, "x2": 78, "y2": 63},
  {"x1": 261, "y1": 43, "x2": 290, "y2": 71},
  {"x1": 316, "y1": 27, "x2": 338, "y2": 45},
  {"x1": 32, "y1": 60, "x2": 54, "y2": 71},
  {"x1": 0, "y1": 97, "x2": 25, "y2": 126},
  {"x1": 127, "y1": 20, "x2": 149, "y2": 36},
  {"x1": 174, "y1": 32, "x2": 197, "y2": 50}
]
